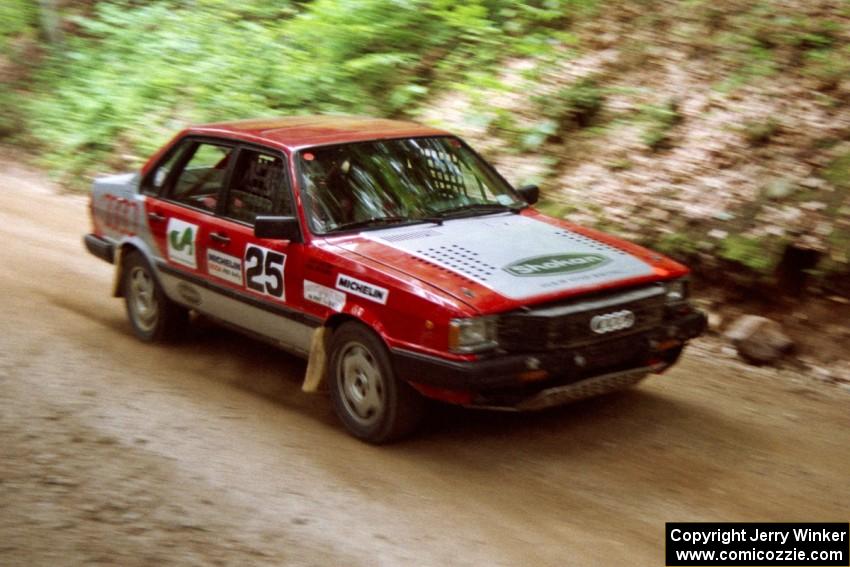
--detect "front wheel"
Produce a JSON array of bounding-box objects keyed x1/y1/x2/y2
[
  {"x1": 328, "y1": 322, "x2": 425, "y2": 444},
  {"x1": 123, "y1": 252, "x2": 188, "y2": 342}
]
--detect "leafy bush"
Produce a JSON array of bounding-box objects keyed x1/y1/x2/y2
[
  {"x1": 802, "y1": 47, "x2": 850, "y2": 91},
  {"x1": 822, "y1": 151, "x2": 850, "y2": 197},
  {"x1": 0, "y1": 0, "x2": 36, "y2": 48},
  {"x1": 741, "y1": 118, "x2": 780, "y2": 147},
  {"x1": 720, "y1": 234, "x2": 781, "y2": 273},
  {"x1": 547, "y1": 78, "x2": 604, "y2": 130},
  {"x1": 639, "y1": 99, "x2": 682, "y2": 151},
  {"x1": 0, "y1": 89, "x2": 25, "y2": 138}
]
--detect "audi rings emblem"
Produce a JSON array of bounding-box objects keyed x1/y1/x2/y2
[{"x1": 590, "y1": 310, "x2": 635, "y2": 334}]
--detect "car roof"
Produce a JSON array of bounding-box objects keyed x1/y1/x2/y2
[{"x1": 189, "y1": 115, "x2": 451, "y2": 151}]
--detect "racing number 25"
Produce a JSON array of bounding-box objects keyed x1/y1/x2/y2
[{"x1": 244, "y1": 244, "x2": 286, "y2": 300}]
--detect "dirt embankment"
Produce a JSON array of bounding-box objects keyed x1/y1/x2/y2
[{"x1": 421, "y1": 1, "x2": 850, "y2": 296}]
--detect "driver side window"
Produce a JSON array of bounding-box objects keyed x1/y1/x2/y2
[
  {"x1": 167, "y1": 142, "x2": 235, "y2": 213},
  {"x1": 223, "y1": 149, "x2": 290, "y2": 224}
]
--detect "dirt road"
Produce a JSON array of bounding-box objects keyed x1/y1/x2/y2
[{"x1": 1, "y1": 159, "x2": 848, "y2": 566}]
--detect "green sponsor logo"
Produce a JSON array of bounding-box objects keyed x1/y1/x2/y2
[
  {"x1": 169, "y1": 227, "x2": 194, "y2": 255},
  {"x1": 504, "y1": 253, "x2": 611, "y2": 277}
]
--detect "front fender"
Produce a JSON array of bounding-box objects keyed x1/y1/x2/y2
[{"x1": 336, "y1": 302, "x2": 390, "y2": 345}]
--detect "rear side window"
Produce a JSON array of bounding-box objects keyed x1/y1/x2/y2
[
  {"x1": 166, "y1": 142, "x2": 235, "y2": 213},
  {"x1": 223, "y1": 148, "x2": 291, "y2": 224},
  {"x1": 143, "y1": 142, "x2": 189, "y2": 196}
]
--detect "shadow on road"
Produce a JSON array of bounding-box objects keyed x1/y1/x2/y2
[{"x1": 132, "y1": 317, "x2": 752, "y2": 458}]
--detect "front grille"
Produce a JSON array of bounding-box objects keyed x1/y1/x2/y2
[
  {"x1": 574, "y1": 333, "x2": 649, "y2": 372},
  {"x1": 498, "y1": 285, "x2": 666, "y2": 352}
]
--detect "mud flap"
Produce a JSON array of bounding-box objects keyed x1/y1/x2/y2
[
  {"x1": 111, "y1": 246, "x2": 124, "y2": 297},
  {"x1": 302, "y1": 326, "x2": 328, "y2": 393}
]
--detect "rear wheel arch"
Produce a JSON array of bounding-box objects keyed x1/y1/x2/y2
[
  {"x1": 121, "y1": 249, "x2": 188, "y2": 342},
  {"x1": 114, "y1": 241, "x2": 161, "y2": 298}
]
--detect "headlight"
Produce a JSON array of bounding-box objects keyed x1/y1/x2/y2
[
  {"x1": 448, "y1": 316, "x2": 498, "y2": 353},
  {"x1": 665, "y1": 278, "x2": 689, "y2": 303}
]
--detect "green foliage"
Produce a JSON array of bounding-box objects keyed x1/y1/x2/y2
[
  {"x1": 654, "y1": 231, "x2": 701, "y2": 258},
  {"x1": 822, "y1": 151, "x2": 850, "y2": 191},
  {"x1": 493, "y1": 0, "x2": 596, "y2": 34},
  {"x1": 638, "y1": 99, "x2": 682, "y2": 151},
  {"x1": 696, "y1": 3, "x2": 849, "y2": 92},
  {"x1": 802, "y1": 47, "x2": 850, "y2": 91},
  {"x1": 741, "y1": 118, "x2": 780, "y2": 147},
  {"x1": 0, "y1": 0, "x2": 36, "y2": 48},
  {"x1": 0, "y1": 89, "x2": 24, "y2": 138},
  {"x1": 23, "y1": 0, "x2": 594, "y2": 187},
  {"x1": 514, "y1": 77, "x2": 604, "y2": 152},
  {"x1": 535, "y1": 199, "x2": 577, "y2": 218},
  {"x1": 493, "y1": 0, "x2": 595, "y2": 55},
  {"x1": 719, "y1": 234, "x2": 780, "y2": 273},
  {"x1": 541, "y1": 78, "x2": 604, "y2": 131}
]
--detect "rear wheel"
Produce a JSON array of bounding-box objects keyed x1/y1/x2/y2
[
  {"x1": 328, "y1": 322, "x2": 425, "y2": 444},
  {"x1": 123, "y1": 251, "x2": 188, "y2": 342}
]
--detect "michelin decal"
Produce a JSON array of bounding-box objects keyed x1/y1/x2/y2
[
  {"x1": 335, "y1": 274, "x2": 388, "y2": 305},
  {"x1": 166, "y1": 218, "x2": 198, "y2": 269},
  {"x1": 207, "y1": 250, "x2": 243, "y2": 285}
]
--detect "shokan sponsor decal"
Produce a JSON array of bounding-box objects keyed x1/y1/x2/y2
[
  {"x1": 166, "y1": 218, "x2": 198, "y2": 269},
  {"x1": 335, "y1": 274, "x2": 388, "y2": 305},
  {"x1": 206, "y1": 249, "x2": 243, "y2": 285},
  {"x1": 503, "y1": 253, "x2": 611, "y2": 277}
]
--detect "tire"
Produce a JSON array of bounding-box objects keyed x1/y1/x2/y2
[
  {"x1": 659, "y1": 345, "x2": 685, "y2": 370},
  {"x1": 122, "y1": 251, "x2": 188, "y2": 342},
  {"x1": 328, "y1": 322, "x2": 425, "y2": 444}
]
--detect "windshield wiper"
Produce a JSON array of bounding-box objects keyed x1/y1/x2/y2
[
  {"x1": 328, "y1": 215, "x2": 444, "y2": 233},
  {"x1": 433, "y1": 202, "x2": 522, "y2": 218}
]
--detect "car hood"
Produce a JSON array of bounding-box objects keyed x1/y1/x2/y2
[{"x1": 331, "y1": 211, "x2": 686, "y2": 313}]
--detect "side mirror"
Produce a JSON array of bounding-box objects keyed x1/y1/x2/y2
[
  {"x1": 517, "y1": 184, "x2": 539, "y2": 205},
  {"x1": 254, "y1": 216, "x2": 303, "y2": 242}
]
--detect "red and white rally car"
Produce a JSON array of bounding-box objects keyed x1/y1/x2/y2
[{"x1": 85, "y1": 116, "x2": 706, "y2": 443}]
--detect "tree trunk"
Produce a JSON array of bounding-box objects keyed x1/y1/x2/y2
[{"x1": 38, "y1": 0, "x2": 62, "y2": 45}]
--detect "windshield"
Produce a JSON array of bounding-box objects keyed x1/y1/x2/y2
[{"x1": 298, "y1": 136, "x2": 524, "y2": 234}]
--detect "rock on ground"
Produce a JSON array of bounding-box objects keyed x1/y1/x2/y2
[{"x1": 724, "y1": 315, "x2": 794, "y2": 365}]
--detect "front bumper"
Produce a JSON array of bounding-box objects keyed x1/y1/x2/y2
[
  {"x1": 392, "y1": 308, "x2": 707, "y2": 408},
  {"x1": 507, "y1": 364, "x2": 663, "y2": 411}
]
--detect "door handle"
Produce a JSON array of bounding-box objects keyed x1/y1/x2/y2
[
  {"x1": 210, "y1": 232, "x2": 230, "y2": 244},
  {"x1": 148, "y1": 211, "x2": 166, "y2": 222}
]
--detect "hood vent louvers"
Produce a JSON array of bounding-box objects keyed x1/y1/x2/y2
[
  {"x1": 380, "y1": 229, "x2": 442, "y2": 243},
  {"x1": 552, "y1": 230, "x2": 630, "y2": 257},
  {"x1": 417, "y1": 244, "x2": 497, "y2": 282}
]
